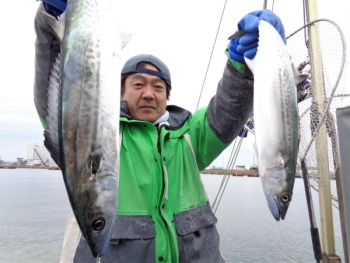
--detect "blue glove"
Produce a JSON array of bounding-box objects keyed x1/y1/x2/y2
[
  {"x1": 38, "y1": 0, "x2": 67, "y2": 18},
  {"x1": 228, "y1": 10, "x2": 286, "y2": 63}
]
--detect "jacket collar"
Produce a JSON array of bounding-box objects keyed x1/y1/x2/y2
[{"x1": 120, "y1": 101, "x2": 191, "y2": 129}]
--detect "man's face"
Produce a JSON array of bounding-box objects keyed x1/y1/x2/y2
[{"x1": 121, "y1": 63, "x2": 167, "y2": 123}]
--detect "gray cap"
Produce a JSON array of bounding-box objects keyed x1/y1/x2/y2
[{"x1": 121, "y1": 54, "x2": 171, "y2": 88}]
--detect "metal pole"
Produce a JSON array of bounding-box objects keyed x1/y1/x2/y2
[
  {"x1": 305, "y1": 0, "x2": 340, "y2": 261},
  {"x1": 301, "y1": 158, "x2": 323, "y2": 263}
]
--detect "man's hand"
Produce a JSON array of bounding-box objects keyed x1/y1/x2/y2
[
  {"x1": 40, "y1": 0, "x2": 67, "y2": 18},
  {"x1": 228, "y1": 9, "x2": 285, "y2": 63}
]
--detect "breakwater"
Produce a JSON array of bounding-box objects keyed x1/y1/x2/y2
[
  {"x1": 0, "y1": 165, "x2": 60, "y2": 170},
  {"x1": 201, "y1": 169, "x2": 259, "y2": 177}
]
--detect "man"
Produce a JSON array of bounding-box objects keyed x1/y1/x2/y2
[{"x1": 34, "y1": 1, "x2": 286, "y2": 262}]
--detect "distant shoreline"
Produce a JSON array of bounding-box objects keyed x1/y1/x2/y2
[
  {"x1": 0, "y1": 166, "x2": 305, "y2": 178},
  {"x1": 0, "y1": 165, "x2": 60, "y2": 170},
  {"x1": 201, "y1": 169, "x2": 259, "y2": 177},
  {"x1": 1, "y1": 166, "x2": 257, "y2": 175}
]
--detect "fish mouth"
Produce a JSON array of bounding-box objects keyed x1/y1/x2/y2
[
  {"x1": 266, "y1": 194, "x2": 288, "y2": 221},
  {"x1": 88, "y1": 214, "x2": 115, "y2": 258}
]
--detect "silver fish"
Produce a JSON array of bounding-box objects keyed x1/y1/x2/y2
[
  {"x1": 245, "y1": 20, "x2": 299, "y2": 221},
  {"x1": 41, "y1": 0, "x2": 131, "y2": 257}
]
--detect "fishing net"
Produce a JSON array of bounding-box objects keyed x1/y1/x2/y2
[{"x1": 286, "y1": 19, "x2": 349, "y2": 208}]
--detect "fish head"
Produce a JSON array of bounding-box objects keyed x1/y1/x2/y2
[
  {"x1": 261, "y1": 167, "x2": 293, "y2": 221},
  {"x1": 80, "y1": 173, "x2": 118, "y2": 257}
]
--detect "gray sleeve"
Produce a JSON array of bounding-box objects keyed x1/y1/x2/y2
[
  {"x1": 33, "y1": 3, "x2": 61, "y2": 125},
  {"x1": 207, "y1": 60, "x2": 254, "y2": 144}
]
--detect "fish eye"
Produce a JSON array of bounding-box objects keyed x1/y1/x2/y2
[
  {"x1": 92, "y1": 218, "x2": 105, "y2": 231},
  {"x1": 281, "y1": 194, "x2": 290, "y2": 204}
]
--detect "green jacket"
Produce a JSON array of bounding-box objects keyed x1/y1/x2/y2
[
  {"x1": 118, "y1": 62, "x2": 253, "y2": 262},
  {"x1": 117, "y1": 106, "x2": 228, "y2": 263}
]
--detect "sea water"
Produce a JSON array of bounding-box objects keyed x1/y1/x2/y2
[{"x1": 0, "y1": 169, "x2": 345, "y2": 262}]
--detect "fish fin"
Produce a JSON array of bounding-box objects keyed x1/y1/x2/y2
[
  {"x1": 44, "y1": 54, "x2": 62, "y2": 167},
  {"x1": 228, "y1": 30, "x2": 249, "y2": 40},
  {"x1": 119, "y1": 30, "x2": 133, "y2": 50},
  {"x1": 104, "y1": 0, "x2": 133, "y2": 50},
  {"x1": 279, "y1": 147, "x2": 294, "y2": 166},
  {"x1": 90, "y1": 149, "x2": 102, "y2": 174},
  {"x1": 41, "y1": 10, "x2": 66, "y2": 42},
  {"x1": 292, "y1": 62, "x2": 309, "y2": 85}
]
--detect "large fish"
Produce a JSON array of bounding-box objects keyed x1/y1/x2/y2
[
  {"x1": 40, "y1": 0, "x2": 131, "y2": 257},
  {"x1": 230, "y1": 20, "x2": 302, "y2": 221}
]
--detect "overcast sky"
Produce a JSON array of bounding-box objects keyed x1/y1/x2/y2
[{"x1": 0, "y1": 0, "x2": 349, "y2": 168}]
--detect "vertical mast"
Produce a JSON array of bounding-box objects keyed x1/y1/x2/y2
[{"x1": 305, "y1": 0, "x2": 341, "y2": 261}]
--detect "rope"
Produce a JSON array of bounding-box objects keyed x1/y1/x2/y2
[
  {"x1": 263, "y1": 0, "x2": 275, "y2": 10},
  {"x1": 195, "y1": 0, "x2": 228, "y2": 111},
  {"x1": 212, "y1": 128, "x2": 248, "y2": 214},
  {"x1": 211, "y1": 138, "x2": 238, "y2": 213},
  {"x1": 302, "y1": 0, "x2": 309, "y2": 47}
]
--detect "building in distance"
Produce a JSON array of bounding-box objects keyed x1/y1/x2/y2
[{"x1": 26, "y1": 143, "x2": 56, "y2": 166}]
